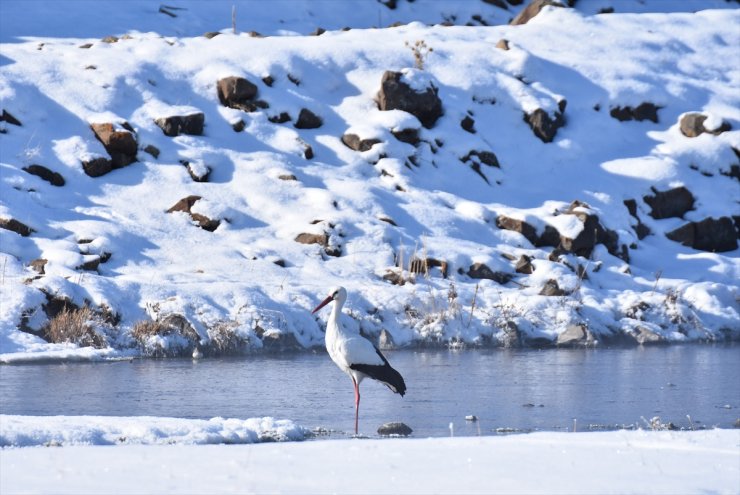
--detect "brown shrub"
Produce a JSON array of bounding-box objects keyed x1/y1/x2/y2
[
  {"x1": 44, "y1": 307, "x2": 107, "y2": 348},
  {"x1": 131, "y1": 314, "x2": 198, "y2": 357}
]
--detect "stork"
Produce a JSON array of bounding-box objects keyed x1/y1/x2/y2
[{"x1": 312, "y1": 286, "x2": 406, "y2": 435}]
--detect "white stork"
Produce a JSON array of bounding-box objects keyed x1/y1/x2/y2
[{"x1": 312, "y1": 286, "x2": 406, "y2": 435}]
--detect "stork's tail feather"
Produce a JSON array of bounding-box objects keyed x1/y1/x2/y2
[{"x1": 350, "y1": 362, "x2": 406, "y2": 396}]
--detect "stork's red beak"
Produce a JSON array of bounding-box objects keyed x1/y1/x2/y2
[{"x1": 312, "y1": 295, "x2": 333, "y2": 314}]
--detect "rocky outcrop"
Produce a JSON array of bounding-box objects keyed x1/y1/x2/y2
[
  {"x1": 643, "y1": 186, "x2": 694, "y2": 219},
  {"x1": 679, "y1": 113, "x2": 731, "y2": 137},
  {"x1": 376, "y1": 70, "x2": 443, "y2": 128},
  {"x1": 22, "y1": 164, "x2": 65, "y2": 186},
  {"x1": 155, "y1": 113, "x2": 204, "y2": 137},
  {"x1": 510, "y1": 0, "x2": 565, "y2": 25},
  {"x1": 90, "y1": 123, "x2": 138, "y2": 168},
  {"x1": 524, "y1": 108, "x2": 564, "y2": 143},
  {"x1": 167, "y1": 196, "x2": 220, "y2": 232},
  {"x1": 666, "y1": 217, "x2": 738, "y2": 252},
  {"x1": 610, "y1": 103, "x2": 660, "y2": 123}
]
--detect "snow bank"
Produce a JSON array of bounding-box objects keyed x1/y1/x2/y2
[
  {"x1": 0, "y1": 415, "x2": 308, "y2": 447},
  {"x1": 1, "y1": 427, "x2": 738, "y2": 495}
]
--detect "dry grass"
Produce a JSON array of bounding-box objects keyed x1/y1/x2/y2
[
  {"x1": 131, "y1": 320, "x2": 171, "y2": 341},
  {"x1": 44, "y1": 306, "x2": 107, "y2": 348},
  {"x1": 207, "y1": 321, "x2": 249, "y2": 355}
]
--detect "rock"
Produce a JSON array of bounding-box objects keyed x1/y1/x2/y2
[
  {"x1": 294, "y1": 108, "x2": 323, "y2": 129},
  {"x1": 524, "y1": 108, "x2": 564, "y2": 143},
  {"x1": 539, "y1": 279, "x2": 566, "y2": 296},
  {"x1": 409, "y1": 257, "x2": 448, "y2": 278},
  {"x1": 90, "y1": 123, "x2": 138, "y2": 168},
  {"x1": 0, "y1": 217, "x2": 33, "y2": 237},
  {"x1": 391, "y1": 128, "x2": 420, "y2": 145},
  {"x1": 376, "y1": 70, "x2": 443, "y2": 129},
  {"x1": 303, "y1": 143, "x2": 314, "y2": 160},
  {"x1": 623, "y1": 199, "x2": 651, "y2": 239},
  {"x1": 22, "y1": 165, "x2": 65, "y2": 186},
  {"x1": 510, "y1": 0, "x2": 565, "y2": 25},
  {"x1": 496, "y1": 39, "x2": 510, "y2": 50},
  {"x1": 679, "y1": 112, "x2": 731, "y2": 137},
  {"x1": 1, "y1": 109, "x2": 22, "y2": 126},
  {"x1": 76, "y1": 255, "x2": 101, "y2": 271},
  {"x1": 30, "y1": 259, "x2": 47, "y2": 274},
  {"x1": 500, "y1": 321, "x2": 522, "y2": 348},
  {"x1": 217, "y1": 77, "x2": 258, "y2": 111},
  {"x1": 633, "y1": 326, "x2": 662, "y2": 345},
  {"x1": 462, "y1": 150, "x2": 500, "y2": 168},
  {"x1": 256, "y1": 327, "x2": 301, "y2": 351},
  {"x1": 609, "y1": 103, "x2": 660, "y2": 123},
  {"x1": 461, "y1": 115, "x2": 476, "y2": 133},
  {"x1": 262, "y1": 75, "x2": 274, "y2": 87},
  {"x1": 155, "y1": 113, "x2": 204, "y2": 137},
  {"x1": 377, "y1": 422, "x2": 413, "y2": 436},
  {"x1": 341, "y1": 133, "x2": 381, "y2": 152},
  {"x1": 295, "y1": 232, "x2": 341, "y2": 257},
  {"x1": 557, "y1": 324, "x2": 592, "y2": 346},
  {"x1": 666, "y1": 217, "x2": 738, "y2": 252},
  {"x1": 279, "y1": 174, "x2": 298, "y2": 181},
  {"x1": 643, "y1": 186, "x2": 694, "y2": 219},
  {"x1": 467, "y1": 263, "x2": 512, "y2": 284},
  {"x1": 496, "y1": 215, "x2": 539, "y2": 245},
  {"x1": 268, "y1": 112, "x2": 291, "y2": 124},
  {"x1": 41, "y1": 292, "x2": 79, "y2": 319},
  {"x1": 378, "y1": 329, "x2": 396, "y2": 350},
  {"x1": 143, "y1": 145, "x2": 160, "y2": 158},
  {"x1": 81, "y1": 157, "x2": 113, "y2": 177},
  {"x1": 515, "y1": 255, "x2": 534, "y2": 274},
  {"x1": 180, "y1": 160, "x2": 211, "y2": 182},
  {"x1": 167, "y1": 195, "x2": 220, "y2": 232},
  {"x1": 232, "y1": 120, "x2": 246, "y2": 132}
]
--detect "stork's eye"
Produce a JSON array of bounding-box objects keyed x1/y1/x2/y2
[{"x1": 332, "y1": 291, "x2": 339, "y2": 299}]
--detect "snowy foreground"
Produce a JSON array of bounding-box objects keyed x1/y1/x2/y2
[
  {"x1": 1, "y1": 417, "x2": 738, "y2": 495},
  {"x1": 1, "y1": 0, "x2": 739, "y2": 361}
]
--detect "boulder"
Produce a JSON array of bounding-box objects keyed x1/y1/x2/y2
[
  {"x1": 377, "y1": 422, "x2": 413, "y2": 436},
  {"x1": 22, "y1": 164, "x2": 65, "y2": 186},
  {"x1": 217, "y1": 76, "x2": 258, "y2": 111},
  {"x1": 462, "y1": 150, "x2": 500, "y2": 168},
  {"x1": 679, "y1": 113, "x2": 731, "y2": 137},
  {"x1": 268, "y1": 112, "x2": 291, "y2": 124},
  {"x1": 499, "y1": 321, "x2": 522, "y2": 348},
  {"x1": 643, "y1": 186, "x2": 694, "y2": 219},
  {"x1": 461, "y1": 115, "x2": 476, "y2": 133},
  {"x1": 341, "y1": 133, "x2": 382, "y2": 152},
  {"x1": 294, "y1": 108, "x2": 323, "y2": 129},
  {"x1": 76, "y1": 255, "x2": 101, "y2": 271},
  {"x1": 524, "y1": 108, "x2": 564, "y2": 143},
  {"x1": 81, "y1": 157, "x2": 113, "y2": 177},
  {"x1": 467, "y1": 263, "x2": 512, "y2": 284},
  {"x1": 155, "y1": 113, "x2": 204, "y2": 137},
  {"x1": 539, "y1": 279, "x2": 566, "y2": 296},
  {"x1": 666, "y1": 217, "x2": 738, "y2": 252},
  {"x1": 495, "y1": 215, "x2": 539, "y2": 245},
  {"x1": 167, "y1": 195, "x2": 220, "y2": 232},
  {"x1": 90, "y1": 123, "x2": 138, "y2": 168},
  {"x1": 609, "y1": 103, "x2": 660, "y2": 123},
  {"x1": 0, "y1": 217, "x2": 33, "y2": 237},
  {"x1": 376, "y1": 70, "x2": 443, "y2": 129},
  {"x1": 30, "y1": 258, "x2": 47, "y2": 274},
  {"x1": 391, "y1": 128, "x2": 420, "y2": 145},
  {"x1": 143, "y1": 145, "x2": 160, "y2": 158},
  {"x1": 255, "y1": 327, "x2": 301, "y2": 351},
  {"x1": 515, "y1": 255, "x2": 534, "y2": 274},
  {"x1": 510, "y1": 0, "x2": 564, "y2": 25},
  {"x1": 295, "y1": 232, "x2": 341, "y2": 257},
  {"x1": 556, "y1": 324, "x2": 593, "y2": 346},
  {"x1": 633, "y1": 326, "x2": 662, "y2": 345}
]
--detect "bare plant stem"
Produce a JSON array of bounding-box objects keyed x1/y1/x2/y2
[{"x1": 467, "y1": 283, "x2": 479, "y2": 328}]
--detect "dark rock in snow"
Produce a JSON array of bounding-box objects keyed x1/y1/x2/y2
[
  {"x1": 217, "y1": 77, "x2": 259, "y2": 110},
  {"x1": 391, "y1": 128, "x2": 420, "y2": 145},
  {"x1": 22, "y1": 165, "x2": 65, "y2": 186},
  {"x1": 409, "y1": 257, "x2": 448, "y2": 278},
  {"x1": 167, "y1": 195, "x2": 220, "y2": 232},
  {"x1": 341, "y1": 133, "x2": 382, "y2": 152},
  {"x1": 0, "y1": 218, "x2": 33, "y2": 237},
  {"x1": 90, "y1": 123, "x2": 138, "y2": 168},
  {"x1": 666, "y1": 217, "x2": 738, "y2": 252},
  {"x1": 496, "y1": 215, "x2": 539, "y2": 245},
  {"x1": 609, "y1": 103, "x2": 660, "y2": 123},
  {"x1": 495, "y1": 38, "x2": 510, "y2": 50},
  {"x1": 30, "y1": 258, "x2": 47, "y2": 274},
  {"x1": 155, "y1": 113, "x2": 204, "y2": 137},
  {"x1": 77, "y1": 255, "x2": 101, "y2": 271},
  {"x1": 268, "y1": 112, "x2": 291, "y2": 124},
  {"x1": 462, "y1": 150, "x2": 500, "y2": 168},
  {"x1": 294, "y1": 108, "x2": 323, "y2": 129},
  {"x1": 1, "y1": 109, "x2": 22, "y2": 126},
  {"x1": 524, "y1": 108, "x2": 564, "y2": 143},
  {"x1": 467, "y1": 263, "x2": 512, "y2": 284},
  {"x1": 539, "y1": 279, "x2": 566, "y2": 296},
  {"x1": 643, "y1": 186, "x2": 694, "y2": 219},
  {"x1": 461, "y1": 115, "x2": 476, "y2": 133},
  {"x1": 143, "y1": 145, "x2": 160, "y2": 159},
  {"x1": 623, "y1": 199, "x2": 651, "y2": 239},
  {"x1": 556, "y1": 324, "x2": 593, "y2": 346},
  {"x1": 510, "y1": 0, "x2": 565, "y2": 25},
  {"x1": 81, "y1": 157, "x2": 113, "y2": 177},
  {"x1": 255, "y1": 326, "x2": 301, "y2": 351},
  {"x1": 515, "y1": 255, "x2": 535, "y2": 274},
  {"x1": 377, "y1": 422, "x2": 412, "y2": 436},
  {"x1": 376, "y1": 70, "x2": 443, "y2": 129},
  {"x1": 679, "y1": 112, "x2": 731, "y2": 138},
  {"x1": 633, "y1": 326, "x2": 663, "y2": 345},
  {"x1": 378, "y1": 329, "x2": 396, "y2": 350}
]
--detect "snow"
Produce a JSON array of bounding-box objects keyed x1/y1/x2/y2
[
  {"x1": 1, "y1": 1, "x2": 739, "y2": 361},
  {"x1": 0, "y1": 419, "x2": 737, "y2": 495}
]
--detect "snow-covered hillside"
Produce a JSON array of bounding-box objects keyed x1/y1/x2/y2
[{"x1": 1, "y1": 0, "x2": 739, "y2": 360}]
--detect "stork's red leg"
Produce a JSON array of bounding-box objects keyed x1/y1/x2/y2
[{"x1": 352, "y1": 377, "x2": 360, "y2": 435}]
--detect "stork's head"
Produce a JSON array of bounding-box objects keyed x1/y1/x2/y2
[{"x1": 311, "y1": 286, "x2": 347, "y2": 313}]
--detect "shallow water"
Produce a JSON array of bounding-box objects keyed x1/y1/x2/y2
[{"x1": 1, "y1": 345, "x2": 738, "y2": 438}]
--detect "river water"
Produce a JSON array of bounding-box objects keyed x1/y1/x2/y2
[{"x1": 1, "y1": 345, "x2": 738, "y2": 438}]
